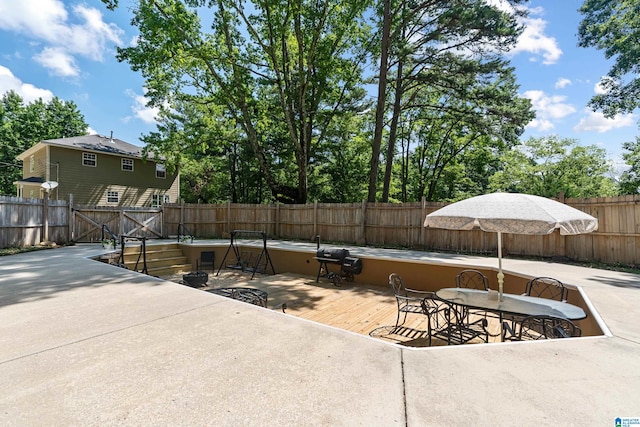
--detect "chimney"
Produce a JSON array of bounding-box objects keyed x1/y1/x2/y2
[{"x1": 110, "y1": 131, "x2": 114, "y2": 143}]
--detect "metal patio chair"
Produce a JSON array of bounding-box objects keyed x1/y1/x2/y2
[
  {"x1": 421, "y1": 295, "x2": 489, "y2": 346},
  {"x1": 503, "y1": 277, "x2": 568, "y2": 333},
  {"x1": 389, "y1": 273, "x2": 432, "y2": 331},
  {"x1": 197, "y1": 251, "x2": 216, "y2": 272},
  {"x1": 502, "y1": 315, "x2": 581, "y2": 341},
  {"x1": 456, "y1": 269, "x2": 489, "y2": 290},
  {"x1": 455, "y1": 269, "x2": 490, "y2": 323},
  {"x1": 524, "y1": 277, "x2": 567, "y2": 301}
]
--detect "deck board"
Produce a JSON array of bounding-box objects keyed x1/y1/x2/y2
[{"x1": 174, "y1": 271, "x2": 498, "y2": 347}]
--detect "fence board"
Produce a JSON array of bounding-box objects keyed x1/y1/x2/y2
[
  {"x1": 278, "y1": 204, "x2": 315, "y2": 240},
  {"x1": 4, "y1": 194, "x2": 640, "y2": 267},
  {"x1": 0, "y1": 196, "x2": 67, "y2": 246}
]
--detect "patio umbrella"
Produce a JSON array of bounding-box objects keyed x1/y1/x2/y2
[{"x1": 423, "y1": 192, "x2": 598, "y2": 300}]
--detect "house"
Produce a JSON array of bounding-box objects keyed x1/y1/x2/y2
[{"x1": 14, "y1": 134, "x2": 179, "y2": 207}]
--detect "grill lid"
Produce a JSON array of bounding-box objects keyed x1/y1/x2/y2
[{"x1": 316, "y1": 248, "x2": 350, "y2": 260}]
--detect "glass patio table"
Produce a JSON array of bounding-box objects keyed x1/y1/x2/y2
[{"x1": 435, "y1": 288, "x2": 586, "y2": 340}]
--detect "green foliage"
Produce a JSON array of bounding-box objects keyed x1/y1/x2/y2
[
  {"x1": 488, "y1": 136, "x2": 619, "y2": 198},
  {"x1": 103, "y1": 1, "x2": 628, "y2": 205},
  {"x1": 619, "y1": 137, "x2": 640, "y2": 194},
  {"x1": 578, "y1": 0, "x2": 640, "y2": 116},
  {"x1": 0, "y1": 91, "x2": 88, "y2": 195},
  {"x1": 105, "y1": 0, "x2": 537, "y2": 204},
  {"x1": 394, "y1": 63, "x2": 532, "y2": 203},
  {"x1": 140, "y1": 94, "x2": 272, "y2": 203},
  {"x1": 110, "y1": 0, "x2": 371, "y2": 204},
  {"x1": 368, "y1": 0, "x2": 532, "y2": 201},
  {"x1": 308, "y1": 114, "x2": 371, "y2": 202}
]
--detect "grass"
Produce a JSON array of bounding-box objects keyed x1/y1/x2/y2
[
  {"x1": 556, "y1": 259, "x2": 640, "y2": 275},
  {"x1": 0, "y1": 243, "x2": 69, "y2": 257}
]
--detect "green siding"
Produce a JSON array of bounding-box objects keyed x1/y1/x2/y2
[{"x1": 47, "y1": 146, "x2": 179, "y2": 207}]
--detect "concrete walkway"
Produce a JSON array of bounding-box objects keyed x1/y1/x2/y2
[{"x1": 1, "y1": 242, "x2": 639, "y2": 426}]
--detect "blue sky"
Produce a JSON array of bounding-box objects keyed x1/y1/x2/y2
[{"x1": 0, "y1": 0, "x2": 637, "y2": 171}]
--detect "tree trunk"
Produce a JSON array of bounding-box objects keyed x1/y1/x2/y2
[
  {"x1": 368, "y1": 0, "x2": 391, "y2": 202},
  {"x1": 382, "y1": 57, "x2": 404, "y2": 202}
]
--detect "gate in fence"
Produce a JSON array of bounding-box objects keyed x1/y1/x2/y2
[{"x1": 72, "y1": 206, "x2": 163, "y2": 242}]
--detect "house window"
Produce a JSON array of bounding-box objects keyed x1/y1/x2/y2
[
  {"x1": 151, "y1": 194, "x2": 170, "y2": 207},
  {"x1": 106, "y1": 191, "x2": 119, "y2": 203},
  {"x1": 121, "y1": 158, "x2": 134, "y2": 171},
  {"x1": 30, "y1": 155, "x2": 35, "y2": 172},
  {"x1": 155, "y1": 164, "x2": 166, "y2": 179},
  {"x1": 83, "y1": 152, "x2": 97, "y2": 167}
]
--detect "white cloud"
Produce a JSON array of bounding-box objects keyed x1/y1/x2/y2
[
  {"x1": 0, "y1": 0, "x2": 68, "y2": 41},
  {"x1": 509, "y1": 8, "x2": 562, "y2": 65},
  {"x1": 526, "y1": 118, "x2": 555, "y2": 131},
  {"x1": 0, "y1": 65, "x2": 54, "y2": 102},
  {"x1": 523, "y1": 90, "x2": 576, "y2": 130},
  {"x1": 483, "y1": 0, "x2": 518, "y2": 14},
  {"x1": 87, "y1": 127, "x2": 98, "y2": 135},
  {"x1": 555, "y1": 78, "x2": 571, "y2": 89},
  {"x1": 0, "y1": 0, "x2": 123, "y2": 77},
  {"x1": 125, "y1": 89, "x2": 160, "y2": 124},
  {"x1": 33, "y1": 47, "x2": 79, "y2": 77},
  {"x1": 573, "y1": 110, "x2": 635, "y2": 133},
  {"x1": 65, "y1": 5, "x2": 123, "y2": 61},
  {"x1": 594, "y1": 76, "x2": 616, "y2": 95}
]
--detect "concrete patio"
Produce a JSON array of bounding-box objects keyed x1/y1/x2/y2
[{"x1": 1, "y1": 241, "x2": 639, "y2": 426}]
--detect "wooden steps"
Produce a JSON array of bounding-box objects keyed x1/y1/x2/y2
[{"x1": 121, "y1": 242, "x2": 192, "y2": 276}]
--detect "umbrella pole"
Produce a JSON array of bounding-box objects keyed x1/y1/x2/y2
[{"x1": 497, "y1": 231, "x2": 504, "y2": 301}]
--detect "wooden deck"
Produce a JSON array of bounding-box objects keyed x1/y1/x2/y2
[{"x1": 181, "y1": 271, "x2": 500, "y2": 347}]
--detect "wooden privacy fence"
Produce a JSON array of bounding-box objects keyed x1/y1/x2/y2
[
  {"x1": 0, "y1": 195, "x2": 70, "y2": 247},
  {"x1": 3, "y1": 194, "x2": 640, "y2": 266},
  {"x1": 0, "y1": 195, "x2": 162, "y2": 246},
  {"x1": 72, "y1": 206, "x2": 162, "y2": 243},
  {"x1": 164, "y1": 196, "x2": 640, "y2": 266}
]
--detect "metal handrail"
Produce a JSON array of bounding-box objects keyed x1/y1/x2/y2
[
  {"x1": 177, "y1": 223, "x2": 193, "y2": 243},
  {"x1": 118, "y1": 235, "x2": 149, "y2": 275},
  {"x1": 101, "y1": 224, "x2": 118, "y2": 249},
  {"x1": 135, "y1": 237, "x2": 149, "y2": 275}
]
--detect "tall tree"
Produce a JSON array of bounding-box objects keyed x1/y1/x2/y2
[
  {"x1": 578, "y1": 0, "x2": 640, "y2": 117},
  {"x1": 368, "y1": 0, "x2": 392, "y2": 203},
  {"x1": 309, "y1": 109, "x2": 371, "y2": 202},
  {"x1": 368, "y1": 0, "x2": 529, "y2": 202},
  {"x1": 0, "y1": 91, "x2": 88, "y2": 195},
  {"x1": 619, "y1": 137, "x2": 640, "y2": 194},
  {"x1": 488, "y1": 136, "x2": 618, "y2": 198},
  {"x1": 376, "y1": 57, "x2": 532, "y2": 203},
  {"x1": 104, "y1": 0, "x2": 370, "y2": 204}
]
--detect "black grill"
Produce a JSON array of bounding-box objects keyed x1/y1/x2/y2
[
  {"x1": 316, "y1": 248, "x2": 349, "y2": 262},
  {"x1": 342, "y1": 256, "x2": 363, "y2": 275},
  {"x1": 315, "y1": 247, "x2": 362, "y2": 286}
]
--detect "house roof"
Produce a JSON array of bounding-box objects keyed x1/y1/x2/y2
[
  {"x1": 16, "y1": 134, "x2": 155, "y2": 161},
  {"x1": 14, "y1": 176, "x2": 44, "y2": 185}
]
